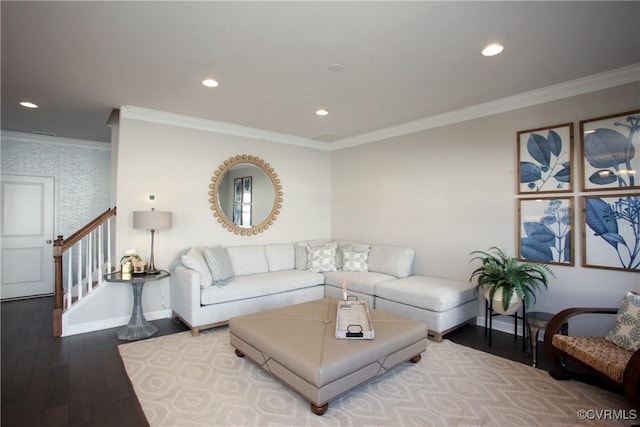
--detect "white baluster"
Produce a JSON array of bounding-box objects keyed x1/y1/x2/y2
[
  {"x1": 66, "y1": 250, "x2": 72, "y2": 309},
  {"x1": 98, "y1": 225, "x2": 104, "y2": 285},
  {"x1": 77, "y1": 240, "x2": 83, "y2": 300},
  {"x1": 106, "y1": 219, "x2": 112, "y2": 273},
  {"x1": 87, "y1": 232, "x2": 93, "y2": 292}
]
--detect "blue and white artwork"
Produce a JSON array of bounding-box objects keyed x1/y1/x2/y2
[
  {"x1": 519, "y1": 198, "x2": 573, "y2": 265},
  {"x1": 518, "y1": 124, "x2": 573, "y2": 194},
  {"x1": 581, "y1": 111, "x2": 640, "y2": 191},
  {"x1": 583, "y1": 194, "x2": 640, "y2": 272}
]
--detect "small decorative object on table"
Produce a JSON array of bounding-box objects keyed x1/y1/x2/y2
[
  {"x1": 120, "y1": 248, "x2": 147, "y2": 275},
  {"x1": 336, "y1": 300, "x2": 374, "y2": 339},
  {"x1": 336, "y1": 279, "x2": 374, "y2": 339}
]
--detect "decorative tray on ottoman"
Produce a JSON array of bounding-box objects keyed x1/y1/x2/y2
[{"x1": 335, "y1": 300, "x2": 375, "y2": 340}]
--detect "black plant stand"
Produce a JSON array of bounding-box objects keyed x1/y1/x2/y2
[{"x1": 484, "y1": 298, "x2": 526, "y2": 350}]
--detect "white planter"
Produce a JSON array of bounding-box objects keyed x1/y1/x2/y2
[{"x1": 484, "y1": 287, "x2": 523, "y2": 315}]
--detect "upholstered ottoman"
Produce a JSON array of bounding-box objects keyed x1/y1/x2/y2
[
  {"x1": 375, "y1": 275, "x2": 477, "y2": 342},
  {"x1": 229, "y1": 297, "x2": 427, "y2": 415}
]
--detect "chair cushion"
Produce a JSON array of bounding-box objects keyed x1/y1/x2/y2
[
  {"x1": 324, "y1": 271, "x2": 396, "y2": 296},
  {"x1": 375, "y1": 275, "x2": 476, "y2": 312},
  {"x1": 552, "y1": 335, "x2": 632, "y2": 383},
  {"x1": 226, "y1": 245, "x2": 269, "y2": 276},
  {"x1": 200, "y1": 270, "x2": 324, "y2": 305},
  {"x1": 265, "y1": 243, "x2": 294, "y2": 272},
  {"x1": 367, "y1": 245, "x2": 414, "y2": 278}
]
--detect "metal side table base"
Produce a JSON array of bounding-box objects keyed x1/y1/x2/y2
[
  {"x1": 526, "y1": 311, "x2": 568, "y2": 368},
  {"x1": 104, "y1": 270, "x2": 170, "y2": 341},
  {"x1": 117, "y1": 281, "x2": 159, "y2": 341}
]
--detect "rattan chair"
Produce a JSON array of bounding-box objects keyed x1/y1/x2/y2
[{"x1": 544, "y1": 307, "x2": 640, "y2": 409}]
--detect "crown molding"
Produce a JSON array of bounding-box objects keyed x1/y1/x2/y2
[
  {"x1": 119, "y1": 64, "x2": 639, "y2": 152},
  {"x1": 0, "y1": 130, "x2": 111, "y2": 150},
  {"x1": 120, "y1": 106, "x2": 331, "y2": 151},
  {"x1": 331, "y1": 63, "x2": 640, "y2": 150}
]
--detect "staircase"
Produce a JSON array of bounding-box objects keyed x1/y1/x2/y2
[{"x1": 52, "y1": 207, "x2": 117, "y2": 337}]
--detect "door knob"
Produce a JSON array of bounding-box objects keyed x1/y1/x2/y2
[{"x1": 46, "y1": 240, "x2": 52, "y2": 244}]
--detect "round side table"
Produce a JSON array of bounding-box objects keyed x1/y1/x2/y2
[
  {"x1": 526, "y1": 311, "x2": 568, "y2": 367},
  {"x1": 104, "y1": 270, "x2": 170, "y2": 341}
]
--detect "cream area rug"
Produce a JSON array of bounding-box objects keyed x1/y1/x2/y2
[{"x1": 119, "y1": 327, "x2": 633, "y2": 427}]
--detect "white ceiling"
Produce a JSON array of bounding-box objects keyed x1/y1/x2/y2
[{"x1": 2, "y1": 1, "x2": 639, "y2": 145}]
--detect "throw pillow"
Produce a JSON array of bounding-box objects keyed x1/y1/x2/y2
[
  {"x1": 605, "y1": 291, "x2": 640, "y2": 352},
  {"x1": 203, "y1": 246, "x2": 234, "y2": 287},
  {"x1": 307, "y1": 245, "x2": 337, "y2": 273},
  {"x1": 335, "y1": 245, "x2": 351, "y2": 270},
  {"x1": 181, "y1": 248, "x2": 213, "y2": 289},
  {"x1": 342, "y1": 248, "x2": 369, "y2": 272},
  {"x1": 336, "y1": 241, "x2": 370, "y2": 270},
  {"x1": 294, "y1": 244, "x2": 309, "y2": 270}
]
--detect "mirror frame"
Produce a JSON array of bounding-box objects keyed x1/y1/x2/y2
[{"x1": 209, "y1": 154, "x2": 283, "y2": 235}]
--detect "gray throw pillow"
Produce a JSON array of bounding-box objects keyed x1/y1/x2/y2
[
  {"x1": 203, "y1": 246, "x2": 234, "y2": 286},
  {"x1": 294, "y1": 244, "x2": 309, "y2": 270}
]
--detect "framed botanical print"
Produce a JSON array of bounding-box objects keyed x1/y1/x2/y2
[
  {"x1": 517, "y1": 123, "x2": 573, "y2": 194},
  {"x1": 582, "y1": 193, "x2": 640, "y2": 272},
  {"x1": 232, "y1": 177, "x2": 252, "y2": 226},
  {"x1": 580, "y1": 110, "x2": 640, "y2": 191},
  {"x1": 518, "y1": 197, "x2": 574, "y2": 265}
]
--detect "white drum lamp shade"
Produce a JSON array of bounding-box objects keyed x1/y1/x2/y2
[
  {"x1": 133, "y1": 209, "x2": 172, "y2": 274},
  {"x1": 133, "y1": 210, "x2": 172, "y2": 231}
]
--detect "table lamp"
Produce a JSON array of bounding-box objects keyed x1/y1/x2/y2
[{"x1": 133, "y1": 208, "x2": 172, "y2": 275}]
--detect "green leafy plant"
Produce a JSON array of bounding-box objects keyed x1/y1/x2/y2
[{"x1": 469, "y1": 247, "x2": 554, "y2": 312}]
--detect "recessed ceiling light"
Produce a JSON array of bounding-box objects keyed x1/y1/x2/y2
[
  {"x1": 482, "y1": 43, "x2": 504, "y2": 57},
  {"x1": 328, "y1": 63, "x2": 344, "y2": 72},
  {"x1": 316, "y1": 109, "x2": 329, "y2": 116},
  {"x1": 20, "y1": 101, "x2": 38, "y2": 108},
  {"x1": 202, "y1": 78, "x2": 219, "y2": 88}
]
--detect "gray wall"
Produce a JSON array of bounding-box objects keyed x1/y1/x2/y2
[
  {"x1": 1, "y1": 133, "x2": 111, "y2": 237},
  {"x1": 331, "y1": 82, "x2": 640, "y2": 334}
]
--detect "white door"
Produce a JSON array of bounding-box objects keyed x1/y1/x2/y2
[{"x1": 1, "y1": 175, "x2": 55, "y2": 299}]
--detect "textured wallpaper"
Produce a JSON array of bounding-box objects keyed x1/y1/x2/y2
[{"x1": 1, "y1": 139, "x2": 111, "y2": 237}]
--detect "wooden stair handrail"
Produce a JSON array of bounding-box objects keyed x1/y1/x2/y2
[
  {"x1": 57, "y1": 207, "x2": 117, "y2": 251},
  {"x1": 53, "y1": 207, "x2": 117, "y2": 337}
]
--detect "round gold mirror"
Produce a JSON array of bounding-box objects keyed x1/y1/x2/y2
[{"x1": 209, "y1": 155, "x2": 283, "y2": 235}]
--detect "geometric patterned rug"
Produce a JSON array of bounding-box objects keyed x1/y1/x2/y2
[{"x1": 119, "y1": 327, "x2": 634, "y2": 427}]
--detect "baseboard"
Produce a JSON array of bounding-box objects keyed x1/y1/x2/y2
[
  {"x1": 476, "y1": 315, "x2": 526, "y2": 338},
  {"x1": 62, "y1": 309, "x2": 170, "y2": 337}
]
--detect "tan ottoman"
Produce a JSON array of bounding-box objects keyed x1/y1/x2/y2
[{"x1": 229, "y1": 297, "x2": 427, "y2": 415}]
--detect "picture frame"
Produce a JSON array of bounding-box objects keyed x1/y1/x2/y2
[
  {"x1": 233, "y1": 177, "x2": 252, "y2": 226},
  {"x1": 580, "y1": 110, "x2": 640, "y2": 191},
  {"x1": 233, "y1": 178, "x2": 243, "y2": 203},
  {"x1": 517, "y1": 123, "x2": 573, "y2": 194},
  {"x1": 581, "y1": 193, "x2": 640, "y2": 272},
  {"x1": 517, "y1": 197, "x2": 574, "y2": 265}
]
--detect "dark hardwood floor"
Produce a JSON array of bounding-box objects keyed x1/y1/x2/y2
[{"x1": 2, "y1": 296, "x2": 556, "y2": 426}]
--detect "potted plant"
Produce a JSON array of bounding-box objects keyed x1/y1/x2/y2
[{"x1": 469, "y1": 247, "x2": 554, "y2": 315}]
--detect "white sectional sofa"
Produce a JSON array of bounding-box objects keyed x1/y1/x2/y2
[
  {"x1": 170, "y1": 240, "x2": 477, "y2": 340},
  {"x1": 171, "y1": 243, "x2": 325, "y2": 336}
]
